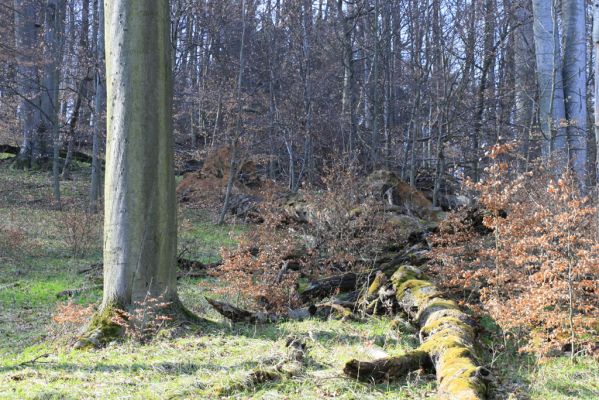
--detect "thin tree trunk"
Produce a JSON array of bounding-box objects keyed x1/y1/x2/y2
[
  {"x1": 513, "y1": 0, "x2": 536, "y2": 169},
  {"x1": 218, "y1": 0, "x2": 247, "y2": 225},
  {"x1": 14, "y1": 0, "x2": 41, "y2": 169},
  {"x1": 42, "y1": 0, "x2": 66, "y2": 206},
  {"x1": 532, "y1": 0, "x2": 567, "y2": 170},
  {"x1": 90, "y1": 0, "x2": 105, "y2": 213},
  {"x1": 593, "y1": 1, "x2": 599, "y2": 188}
]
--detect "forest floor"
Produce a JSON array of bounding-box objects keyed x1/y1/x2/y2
[{"x1": 0, "y1": 157, "x2": 597, "y2": 399}]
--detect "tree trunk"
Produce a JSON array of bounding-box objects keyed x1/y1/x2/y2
[
  {"x1": 14, "y1": 0, "x2": 41, "y2": 169},
  {"x1": 90, "y1": 0, "x2": 105, "y2": 213},
  {"x1": 562, "y1": 0, "x2": 588, "y2": 190},
  {"x1": 593, "y1": 1, "x2": 599, "y2": 188},
  {"x1": 84, "y1": 0, "x2": 180, "y2": 344},
  {"x1": 217, "y1": 0, "x2": 247, "y2": 225},
  {"x1": 513, "y1": 0, "x2": 536, "y2": 169},
  {"x1": 41, "y1": 0, "x2": 66, "y2": 206},
  {"x1": 531, "y1": 0, "x2": 568, "y2": 169}
]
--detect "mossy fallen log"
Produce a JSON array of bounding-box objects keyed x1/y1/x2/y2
[{"x1": 344, "y1": 266, "x2": 491, "y2": 400}]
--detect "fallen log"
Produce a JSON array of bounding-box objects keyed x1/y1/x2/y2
[
  {"x1": 206, "y1": 298, "x2": 354, "y2": 324},
  {"x1": 0, "y1": 144, "x2": 20, "y2": 156},
  {"x1": 344, "y1": 266, "x2": 491, "y2": 400},
  {"x1": 299, "y1": 272, "x2": 358, "y2": 302},
  {"x1": 177, "y1": 257, "x2": 222, "y2": 271}
]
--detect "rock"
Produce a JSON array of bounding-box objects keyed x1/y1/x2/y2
[
  {"x1": 386, "y1": 214, "x2": 427, "y2": 242},
  {"x1": 365, "y1": 170, "x2": 441, "y2": 221}
]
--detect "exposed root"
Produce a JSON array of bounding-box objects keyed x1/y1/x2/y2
[{"x1": 74, "y1": 299, "x2": 207, "y2": 349}]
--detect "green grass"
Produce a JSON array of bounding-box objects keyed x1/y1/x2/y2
[{"x1": 0, "y1": 164, "x2": 597, "y2": 399}]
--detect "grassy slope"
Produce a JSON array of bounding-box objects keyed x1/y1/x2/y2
[{"x1": 0, "y1": 161, "x2": 597, "y2": 399}]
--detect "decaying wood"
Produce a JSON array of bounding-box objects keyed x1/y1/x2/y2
[
  {"x1": 344, "y1": 266, "x2": 491, "y2": 400},
  {"x1": 0, "y1": 145, "x2": 20, "y2": 156},
  {"x1": 78, "y1": 263, "x2": 103, "y2": 275},
  {"x1": 206, "y1": 298, "x2": 355, "y2": 324},
  {"x1": 299, "y1": 272, "x2": 358, "y2": 301},
  {"x1": 177, "y1": 257, "x2": 222, "y2": 271},
  {"x1": 78, "y1": 258, "x2": 221, "y2": 278},
  {"x1": 344, "y1": 350, "x2": 432, "y2": 382}
]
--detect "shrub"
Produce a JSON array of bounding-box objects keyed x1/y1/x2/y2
[
  {"x1": 430, "y1": 143, "x2": 598, "y2": 356},
  {"x1": 62, "y1": 209, "x2": 100, "y2": 258},
  {"x1": 212, "y1": 166, "x2": 419, "y2": 312},
  {"x1": 0, "y1": 224, "x2": 26, "y2": 259},
  {"x1": 111, "y1": 295, "x2": 173, "y2": 343}
]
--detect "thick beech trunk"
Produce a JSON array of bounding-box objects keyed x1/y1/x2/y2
[
  {"x1": 344, "y1": 266, "x2": 491, "y2": 400},
  {"x1": 74, "y1": 0, "x2": 189, "y2": 349},
  {"x1": 101, "y1": 0, "x2": 177, "y2": 309}
]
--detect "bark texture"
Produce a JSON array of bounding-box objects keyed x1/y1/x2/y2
[{"x1": 101, "y1": 0, "x2": 177, "y2": 308}]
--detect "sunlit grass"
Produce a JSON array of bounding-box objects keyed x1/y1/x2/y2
[{"x1": 0, "y1": 164, "x2": 597, "y2": 399}]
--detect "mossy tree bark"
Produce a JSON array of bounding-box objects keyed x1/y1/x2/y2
[
  {"x1": 84, "y1": 0, "x2": 179, "y2": 344},
  {"x1": 344, "y1": 266, "x2": 491, "y2": 400}
]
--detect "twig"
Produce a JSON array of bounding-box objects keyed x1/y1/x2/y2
[{"x1": 17, "y1": 353, "x2": 50, "y2": 367}]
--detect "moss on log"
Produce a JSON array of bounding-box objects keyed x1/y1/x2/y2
[{"x1": 344, "y1": 266, "x2": 491, "y2": 400}]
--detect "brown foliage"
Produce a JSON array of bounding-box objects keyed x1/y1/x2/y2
[
  {"x1": 62, "y1": 209, "x2": 101, "y2": 258},
  {"x1": 212, "y1": 167, "x2": 425, "y2": 312},
  {"x1": 430, "y1": 143, "x2": 598, "y2": 355},
  {"x1": 111, "y1": 295, "x2": 173, "y2": 343}
]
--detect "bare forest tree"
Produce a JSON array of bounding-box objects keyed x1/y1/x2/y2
[{"x1": 1, "y1": 0, "x2": 598, "y2": 207}]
